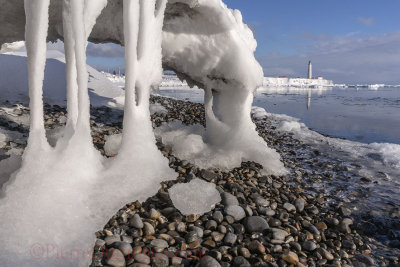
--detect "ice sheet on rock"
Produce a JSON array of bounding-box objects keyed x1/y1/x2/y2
[{"x1": 169, "y1": 179, "x2": 221, "y2": 215}]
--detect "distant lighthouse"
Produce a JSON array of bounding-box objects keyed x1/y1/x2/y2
[{"x1": 308, "y1": 61, "x2": 312, "y2": 79}]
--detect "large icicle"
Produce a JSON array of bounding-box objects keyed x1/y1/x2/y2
[
  {"x1": 98, "y1": 0, "x2": 175, "y2": 216},
  {"x1": 62, "y1": 0, "x2": 78, "y2": 128},
  {"x1": 23, "y1": 0, "x2": 51, "y2": 154},
  {"x1": 58, "y1": 0, "x2": 107, "y2": 146}
]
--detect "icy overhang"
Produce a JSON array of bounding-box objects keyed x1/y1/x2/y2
[{"x1": 0, "y1": 0, "x2": 264, "y2": 93}]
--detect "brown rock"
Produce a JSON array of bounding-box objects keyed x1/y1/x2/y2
[
  {"x1": 281, "y1": 251, "x2": 299, "y2": 264},
  {"x1": 186, "y1": 214, "x2": 200, "y2": 223},
  {"x1": 248, "y1": 240, "x2": 265, "y2": 254}
]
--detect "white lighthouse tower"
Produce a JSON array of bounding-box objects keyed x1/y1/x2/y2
[{"x1": 308, "y1": 61, "x2": 312, "y2": 79}]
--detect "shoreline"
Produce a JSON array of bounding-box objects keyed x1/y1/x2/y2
[{"x1": 0, "y1": 96, "x2": 399, "y2": 266}]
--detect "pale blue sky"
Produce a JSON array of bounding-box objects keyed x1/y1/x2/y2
[{"x1": 87, "y1": 1, "x2": 400, "y2": 84}]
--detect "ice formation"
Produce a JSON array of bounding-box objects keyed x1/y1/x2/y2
[
  {"x1": 0, "y1": 0, "x2": 286, "y2": 174},
  {"x1": 0, "y1": 0, "x2": 286, "y2": 266},
  {"x1": 0, "y1": 0, "x2": 173, "y2": 266},
  {"x1": 169, "y1": 178, "x2": 221, "y2": 215}
]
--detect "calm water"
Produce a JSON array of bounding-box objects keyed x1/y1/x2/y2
[{"x1": 254, "y1": 87, "x2": 400, "y2": 145}]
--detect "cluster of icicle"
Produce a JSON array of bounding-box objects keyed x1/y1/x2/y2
[{"x1": 0, "y1": 0, "x2": 175, "y2": 266}]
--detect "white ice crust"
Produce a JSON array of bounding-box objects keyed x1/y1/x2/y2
[{"x1": 169, "y1": 178, "x2": 221, "y2": 215}]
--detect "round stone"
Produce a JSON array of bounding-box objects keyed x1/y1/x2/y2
[
  {"x1": 224, "y1": 232, "x2": 237, "y2": 245},
  {"x1": 129, "y1": 214, "x2": 144, "y2": 229},
  {"x1": 303, "y1": 240, "x2": 317, "y2": 251},
  {"x1": 255, "y1": 197, "x2": 270, "y2": 207},
  {"x1": 213, "y1": 210, "x2": 224, "y2": 224},
  {"x1": 294, "y1": 198, "x2": 305, "y2": 212},
  {"x1": 283, "y1": 203, "x2": 296, "y2": 212},
  {"x1": 281, "y1": 251, "x2": 299, "y2": 264},
  {"x1": 135, "y1": 253, "x2": 151, "y2": 264},
  {"x1": 224, "y1": 205, "x2": 246, "y2": 221},
  {"x1": 106, "y1": 248, "x2": 126, "y2": 267},
  {"x1": 151, "y1": 239, "x2": 169, "y2": 249},
  {"x1": 143, "y1": 222, "x2": 155, "y2": 236},
  {"x1": 149, "y1": 208, "x2": 161, "y2": 219},
  {"x1": 271, "y1": 228, "x2": 289, "y2": 240},
  {"x1": 243, "y1": 216, "x2": 269, "y2": 233},
  {"x1": 199, "y1": 256, "x2": 221, "y2": 267},
  {"x1": 114, "y1": 241, "x2": 133, "y2": 256},
  {"x1": 221, "y1": 192, "x2": 239, "y2": 206},
  {"x1": 233, "y1": 256, "x2": 251, "y2": 267}
]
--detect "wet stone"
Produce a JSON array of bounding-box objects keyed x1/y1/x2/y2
[
  {"x1": 150, "y1": 239, "x2": 169, "y2": 249},
  {"x1": 255, "y1": 197, "x2": 270, "y2": 207},
  {"x1": 303, "y1": 240, "x2": 317, "y2": 251},
  {"x1": 233, "y1": 256, "x2": 251, "y2": 267},
  {"x1": 224, "y1": 205, "x2": 246, "y2": 221},
  {"x1": 129, "y1": 213, "x2": 144, "y2": 229},
  {"x1": 283, "y1": 203, "x2": 296, "y2": 212},
  {"x1": 243, "y1": 216, "x2": 269, "y2": 233},
  {"x1": 221, "y1": 192, "x2": 239, "y2": 206},
  {"x1": 295, "y1": 198, "x2": 305, "y2": 212},
  {"x1": 199, "y1": 256, "x2": 221, "y2": 267},
  {"x1": 106, "y1": 248, "x2": 126, "y2": 267},
  {"x1": 213, "y1": 210, "x2": 224, "y2": 224},
  {"x1": 223, "y1": 232, "x2": 237, "y2": 245},
  {"x1": 271, "y1": 228, "x2": 289, "y2": 240},
  {"x1": 143, "y1": 222, "x2": 155, "y2": 236},
  {"x1": 281, "y1": 251, "x2": 299, "y2": 264},
  {"x1": 114, "y1": 241, "x2": 133, "y2": 256}
]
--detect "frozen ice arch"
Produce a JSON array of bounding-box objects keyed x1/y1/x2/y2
[
  {"x1": 0, "y1": 0, "x2": 285, "y2": 266},
  {"x1": 0, "y1": 0, "x2": 286, "y2": 172}
]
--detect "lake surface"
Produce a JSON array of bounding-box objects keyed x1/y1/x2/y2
[{"x1": 254, "y1": 86, "x2": 400, "y2": 145}]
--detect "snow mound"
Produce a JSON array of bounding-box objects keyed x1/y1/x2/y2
[
  {"x1": 155, "y1": 121, "x2": 286, "y2": 175},
  {"x1": 169, "y1": 178, "x2": 221, "y2": 215}
]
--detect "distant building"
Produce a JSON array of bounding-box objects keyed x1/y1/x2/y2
[{"x1": 308, "y1": 61, "x2": 312, "y2": 79}]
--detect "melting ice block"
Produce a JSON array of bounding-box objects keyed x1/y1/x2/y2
[{"x1": 169, "y1": 179, "x2": 221, "y2": 215}]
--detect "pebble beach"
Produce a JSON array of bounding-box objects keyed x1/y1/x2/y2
[{"x1": 0, "y1": 96, "x2": 399, "y2": 267}]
